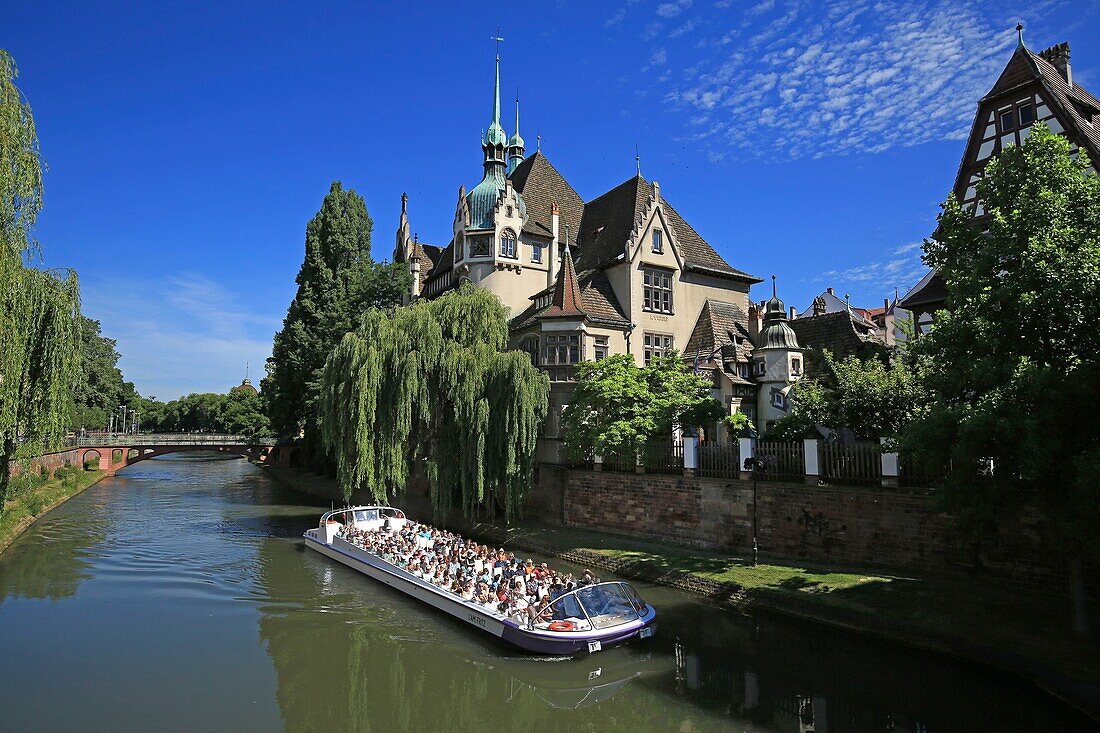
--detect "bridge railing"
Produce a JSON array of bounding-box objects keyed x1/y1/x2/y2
[{"x1": 66, "y1": 433, "x2": 277, "y2": 447}]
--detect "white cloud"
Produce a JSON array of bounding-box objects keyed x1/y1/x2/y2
[
  {"x1": 605, "y1": 8, "x2": 628, "y2": 27},
  {"x1": 81, "y1": 273, "x2": 279, "y2": 400},
  {"x1": 654, "y1": 0, "x2": 1029, "y2": 159}
]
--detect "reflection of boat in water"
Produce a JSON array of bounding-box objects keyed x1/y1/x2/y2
[
  {"x1": 469, "y1": 649, "x2": 673, "y2": 710},
  {"x1": 304, "y1": 506, "x2": 657, "y2": 655}
]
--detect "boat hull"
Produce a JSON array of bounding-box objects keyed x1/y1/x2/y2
[{"x1": 303, "y1": 533, "x2": 656, "y2": 655}]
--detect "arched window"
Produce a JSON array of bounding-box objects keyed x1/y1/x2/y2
[
  {"x1": 520, "y1": 336, "x2": 539, "y2": 366},
  {"x1": 500, "y1": 229, "x2": 518, "y2": 259}
]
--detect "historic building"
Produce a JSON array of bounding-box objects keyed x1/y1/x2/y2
[
  {"x1": 900, "y1": 27, "x2": 1100, "y2": 323},
  {"x1": 392, "y1": 51, "x2": 787, "y2": 438}
]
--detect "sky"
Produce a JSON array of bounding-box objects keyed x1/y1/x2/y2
[{"x1": 4, "y1": 1, "x2": 1099, "y2": 399}]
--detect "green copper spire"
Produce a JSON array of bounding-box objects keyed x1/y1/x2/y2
[
  {"x1": 507, "y1": 89, "x2": 526, "y2": 175},
  {"x1": 483, "y1": 32, "x2": 506, "y2": 152}
]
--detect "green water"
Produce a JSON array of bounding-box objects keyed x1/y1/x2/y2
[{"x1": 0, "y1": 454, "x2": 1091, "y2": 732}]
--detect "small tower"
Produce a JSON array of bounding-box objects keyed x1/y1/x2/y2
[
  {"x1": 394, "y1": 192, "x2": 411, "y2": 263},
  {"x1": 754, "y1": 276, "x2": 803, "y2": 435},
  {"x1": 507, "y1": 92, "x2": 525, "y2": 175}
]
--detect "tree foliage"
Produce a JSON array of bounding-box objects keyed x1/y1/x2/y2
[
  {"x1": 68, "y1": 315, "x2": 140, "y2": 430},
  {"x1": 139, "y1": 389, "x2": 271, "y2": 437},
  {"x1": 560, "y1": 353, "x2": 723, "y2": 463},
  {"x1": 0, "y1": 49, "x2": 81, "y2": 516},
  {"x1": 318, "y1": 284, "x2": 549, "y2": 520},
  {"x1": 900, "y1": 124, "x2": 1100, "y2": 564},
  {"x1": 768, "y1": 349, "x2": 926, "y2": 440},
  {"x1": 263, "y1": 182, "x2": 410, "y2": 463}
]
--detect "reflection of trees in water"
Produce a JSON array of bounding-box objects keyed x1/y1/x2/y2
[
  {"x1": 664, "y1": 602, "x2": 1089, "y2": 732},
  {"x1": 253, "y1": 538, "x2": 737, "y2": 732},
  {"x1": 0, "y1": 496, "x2": 110, "y2": 602}
]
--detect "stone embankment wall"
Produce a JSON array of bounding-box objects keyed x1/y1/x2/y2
[
  {"x1": 530, "y1": 467, "x2": 1081, "y2": 596},
  {"x1": 6, "y1": 448, "x2": 86, "y2": 478}
]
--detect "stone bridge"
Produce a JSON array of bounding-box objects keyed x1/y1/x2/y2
[{"x1": 57, "y1": 434, "x2": 298, "y2": 476}]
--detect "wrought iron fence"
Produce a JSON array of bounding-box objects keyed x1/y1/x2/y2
[
  {"x1": 755, "y1": 440, "x2": 805, "y2": 482},
  {"x1": 821, "y1": 441, "x2": 881, "y2": 487},
  {"x1": 697, "y1": 441, "x2": 741, "y2": 478}
]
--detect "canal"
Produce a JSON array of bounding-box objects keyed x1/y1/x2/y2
[{"x1": 0, "y1": 454, "x2": 1090, "y2": 732}]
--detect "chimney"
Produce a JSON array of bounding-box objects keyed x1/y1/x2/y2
[
  {"x1": 884, "y1": 298, "x2": 890, "y2": 311},
  {"x1": 788, "y1": 305, "x2": 796, "y2": 320},
  {"x1": 548, "y1": 201, "x2": 560, "y2": 288},
  {"x1": 1040, "y1": 42, "x2": 1072, "y2": 87},
  {"x1": 826, "y1": 287, "x2": 834, "y2": 295}
]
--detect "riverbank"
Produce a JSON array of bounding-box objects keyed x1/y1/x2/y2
[
  {"x1": 1, "y1": 466, "x2": 107, "y2": 554},
  {"x1": 261, "y1": 465, "x2": 1100, "y2": 721}
]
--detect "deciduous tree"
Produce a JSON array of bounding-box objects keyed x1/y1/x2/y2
[
  {"x1": 0, "y1": 49, "x2": 81, "y2": 515},
  {"x1": 901, "y1": 124, "x2": 1100, "y2": 635},
  {"x1": 318, "y1": 284, "x2": 548, "y2": 520},
  {"x1": 560, "y1": 353, "x2": 723, "y2": 464}
]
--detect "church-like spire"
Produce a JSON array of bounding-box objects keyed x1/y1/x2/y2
[
  {"x1": 482, "y1": 32, "x2": 507, "y2": 168},
  {"x1": 507, "y1": 89, "x2": 526, "y2": 175}
]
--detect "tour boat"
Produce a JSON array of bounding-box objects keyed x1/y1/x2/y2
[{"x1": 303, "y1": 505, "x2": 657, "y2": 655}]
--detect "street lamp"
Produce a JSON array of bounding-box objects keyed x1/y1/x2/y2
[{"x1": 742, "y1": 447, "x2": 773, "y2": 567}]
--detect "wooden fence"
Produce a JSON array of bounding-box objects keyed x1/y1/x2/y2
[
  {"x1": 642, "y1": 437, "x2": 684, "y2": 475},
  {"x1": 821, "y1": 441, "x2": 881, "y2": 487},
  {"x1": 755, "y1": 440, "x2": 805, "y2": 482},
  {"x1": 697, "y1": 442, "x2": 741, "y2": 478}
]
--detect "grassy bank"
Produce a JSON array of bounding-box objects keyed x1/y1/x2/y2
[{"x1": 1, "y1": 466, "x2": 105, "y2": 553}]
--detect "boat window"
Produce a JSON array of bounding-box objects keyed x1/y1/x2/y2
[
  {"x1": 574, "y1": 584, "x2": 640, "y2": 629},
  {"x1": 541, "y1": 594, "x2": 591, "y2": 631},
  {"x1": 355, "y1": 509, "x2": 379, "y2": 522},
  {"x1": 381, "y1": 508, "x2": 401, "y2": 518},
  {"x1": 620, "y1": 583, "x2": 649, "y2": 614}
]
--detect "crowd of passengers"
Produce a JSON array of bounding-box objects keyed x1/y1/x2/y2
[{"x1": 340, "y1": 522, "x2": 600, "y2": 627}]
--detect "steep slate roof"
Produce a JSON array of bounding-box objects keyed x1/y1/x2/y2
[
  {"x1": 511, "y1": 266, "x2": 630, "y2": 330},
  {"x1": 573, "y1": 175, "x2": 759, "y2": 282},
  {"x1": 509, "y1": 152, "x2": 584, "y2": 245},
  {"x1": 898, "y1": 269, "x2": 948, "y2": 311},
  {"x1": 685, "y1": 299, "x2": 750, "y2": 356},
  {"x1": 789, "y1": 311, "x2": 884, "y2": 366},
  {"x1": 984, "y1": 44, "x2": 1100, "y2": 161},
  {"x1": 410, "y1": 241, "x2": 445, "y2": 280},
  {"x1": 543, "y1": 249, "x2": 586, "y2": 319}
]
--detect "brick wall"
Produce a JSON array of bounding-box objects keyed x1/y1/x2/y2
[{"x1": 547, "y1": 469, "x2": 1082, "y2": 596}]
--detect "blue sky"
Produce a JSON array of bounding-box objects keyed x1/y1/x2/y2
[{"x1": 4, "y1": 1, "x2": 1099, "y2": 399}]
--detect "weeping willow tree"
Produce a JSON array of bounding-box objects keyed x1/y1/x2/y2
[
  {"x1": 0, "y1": 49, "x2": 82, "y2": 515},
  {"x1": 318, "y1": 283, "x2": 549, "y2": 521}
]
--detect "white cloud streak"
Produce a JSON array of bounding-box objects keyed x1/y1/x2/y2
[{"x1": 651, "y1": 0, "x2": 1030, "y2": 159}]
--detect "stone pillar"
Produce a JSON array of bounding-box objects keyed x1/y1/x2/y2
[
  {"x1": 880, "y1": 437, "x2": 899, "y2": 488},
  {"x1": 683, "y1": 436, "x2": 697, "y2": 477},
  {"x1": 738, "y1": 437, "x2": 754, "y2": 481},
  {"x1": 803, "y1": 438, "x2": 821, "y2": 485},
  {"x1": 593, "y1": 453, "x2": 603, "y2": 472}
]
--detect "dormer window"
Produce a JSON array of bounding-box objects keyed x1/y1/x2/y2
[
  {"x1": 500, "y1": 230, "x2": 517, "y2": 259},
  {"x1": 531, "y1": 243, "x2": 542, "y2": 263},
  {"x1": 652, "y1": 229, "x2": 663, "y2": 254}
]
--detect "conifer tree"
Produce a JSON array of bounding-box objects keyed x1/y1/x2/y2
[
  {"x1": 0, "y1": 49, "x2": 81, "y2": 514},
  {"x1": 263, "y1": 182, "x2": 409, "y2": 465}
]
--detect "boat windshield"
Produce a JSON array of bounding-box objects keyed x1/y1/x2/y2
[
  {"x1": 354, "y1": 509, "x2": 379, "y2": 523},
  {"x1": 573, "y1": 583, "x2": 641, "y2": 630}
]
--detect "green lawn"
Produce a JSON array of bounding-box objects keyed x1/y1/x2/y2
[
  {"x1": 1, "y1": 466, "x2": 105, "y2": 553},
  {"x1": 482, "y1": 521, "x2": 1100, "y2": 684}
]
